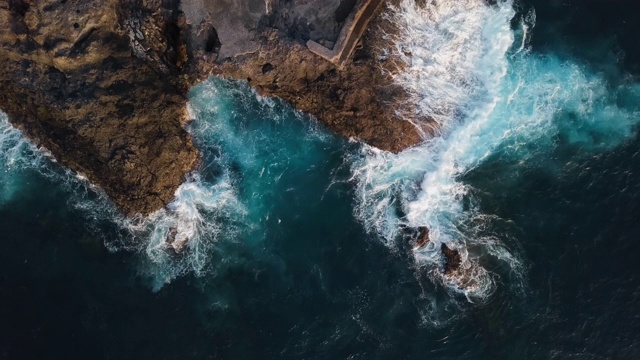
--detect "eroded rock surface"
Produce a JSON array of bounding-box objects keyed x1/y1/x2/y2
[
  {"x1": 0, "y1": 0, "x2": 198, "y2": 216},
  {"x1": 415, "y1": 226, "x2": 430, "y2": 247},
  {"x1": 441, "y1": 244, "x2": 462, "y2": 275}
]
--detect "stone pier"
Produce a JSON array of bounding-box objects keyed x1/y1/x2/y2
[{"x1": 306, "y1": 0, "x2": 385, "y2": 67}]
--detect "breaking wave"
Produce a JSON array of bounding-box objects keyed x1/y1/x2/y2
[
  {"x1": 0, "y1": 113, "x2": 239, "y2": 290},
  {"x1": 0, "y1": 108, "x2": 248, "y2": 290},
  {"x1": 0, "y1": 114, "x2": 39, "y2": 203},
  {"x1": 2, "y1": 0, "x2": 639, "y2": 308},
  {"x1": 0, "y1": 78, "x2": 338, "y2": 290},
  {"x1": 351, "y1": 0, "x2": 640, "y2": 300},
  {"x1": 87, "y1": 79, "x2": 338, "y2": 289}
]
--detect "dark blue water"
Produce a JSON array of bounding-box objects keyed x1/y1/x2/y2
[{"x1": 2, "y1": 1, "x2": 640, "y2": 358}]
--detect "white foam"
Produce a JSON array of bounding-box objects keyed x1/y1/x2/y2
[
  {"x1": 0, "y1": 110, "x2": 247, "y2": 290},
  {"x1": 2, "y1": 77, "x2": 338, "y2": 290},
  {"x1": 383, "y1": 0, "x2": 515, "y2": 129},
  {"x1": 351, "y1": 0, "x2": 518, "y2": 300},
  {"x1": 110, "y1": 171, "x2": 246, "y2": 290},
  {"x1": 0, "y1": 114, "x2": 39, "y2": 169},
  {"x1": 353, "y1": 0, "x2": 640, "y2": 302},
  {"x1": 0, "y1": 113, "x2": 54, "y2": 202}
]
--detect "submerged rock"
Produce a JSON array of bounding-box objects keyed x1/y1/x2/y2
[
  {"x1": 415, "y1": 226, "x2": 430, "y2": 248},
  {"x1": 166, "y1": 227, "x2": 178, "y2": 246},
  {"x1": 441, "y1": 243, "x2": 462, "y2": 275},
  {"x1": 165, "y1": 225, "x2": 188, "y2": 253},
  {"x1": 411, "y1": 228, "x2": 482, "y2": 292},
  {"x1": 440, "y1": 243, "x2": 482, "y2": 293},
  {"x1": 0, "y1": 0, "x2": 428, "y2": 216}
]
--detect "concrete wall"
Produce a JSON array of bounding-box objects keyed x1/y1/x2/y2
[{"x1": 181, "y1": 0, "x2": 357, "y2": 60}]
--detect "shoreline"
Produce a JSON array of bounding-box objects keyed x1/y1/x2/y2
[{"x1": 0, "y1": 0, "x2": 426, "y2": 217}]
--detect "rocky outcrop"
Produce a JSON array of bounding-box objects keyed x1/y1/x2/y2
[
  {"x1": 199, "y1": 29, "x2": 422, "y2": 153},
  {"x1": 415, "y1": 226, "x2": 430, "y2": 247},
  {"x1": 0, "y1": 0, "x2": 198, "y2": 216},
  {"x1": 441, "y1": 243, "x2": 462, "y2": 275},
  {"x1": 412, "y1": 230, "x2": 483, "y2": 291},
  {"x1": 0, "y1": 0, "x2": 426, "y2": 216}
]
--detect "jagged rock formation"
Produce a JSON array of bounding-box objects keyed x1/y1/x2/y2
[
  {"x1": 415, "y1": 226, "x2": 430, "y2": 247},
  {"x1": 0, "y1": 0, "x2": 425, "y2": 216},
  {"x1": 0, "y1": 0, "x2": 198, "y2": 216},
  {"x1": 441, "y1": 244, "x2": 462, "y2": 275}
]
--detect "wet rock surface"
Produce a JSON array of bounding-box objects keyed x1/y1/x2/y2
[
  {"x1": 0, "y1": 0, "x2": 198, "y2": 216},
  {"x1": 0, "y1": 0, "x2": 426, "y2": 216},
  {"x1": 415, "y1": 226, "x2": 430, "y2": 247},
  {"x1": 193, "y1": 0, "x2": 425, "y2": 153},
  {"x1": 441, "y1": 243, "x2": 462, "y2": 275}
]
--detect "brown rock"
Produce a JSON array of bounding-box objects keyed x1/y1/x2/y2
[
  {"x1": 416, "y1": 226, "x2": 430, "y2": 247},
  {"x1": 166, "y1": 227, "x2": 178, "y2": 245},
  {"x1": 441, "y1": 243, "x2": 462, "y2": 275},
  {"x1": 197, "y1": 1, "x2": 429, "y2": 153},
  {"x1": 440, "y1": 243, "x2": 484, "y2": 292},
  {"x1": 0, "y1": 0, "x2": 198, "y2": 216}
]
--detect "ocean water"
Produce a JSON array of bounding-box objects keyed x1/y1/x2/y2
[{"x1": 2, "y1": 0, "x2": 640, "y2": 358}]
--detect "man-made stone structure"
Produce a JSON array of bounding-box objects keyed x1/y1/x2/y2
[{"x1": 306, "y1": 0, "x2": 385, "y2": 67}]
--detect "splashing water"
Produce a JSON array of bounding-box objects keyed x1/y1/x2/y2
[
  {"x1": 1, "y1": 0, "x2": 639, "y2": 304},
  {"x1": 0, "y1": 78, "x2": 341, "y2": 291},
  {"x1": 0, "y1": 114, "x2": 80, "y2": 202},
  {"x1": 0, "y1": 112, "x2": 247, "y2": 290},
  {"x1": 0, "y1": 114, "x2": 39, "y2": 203},
  {"x1": 383, "y1": 0, "x2": 516, "y2": 128},
  {"x1": 95, "y1": 79, "x2": 340, "y2": 289},
  {"x1": 351, "y1": 0, "x2": 640, "y2": 300},
  {"x1": 4, "y1": 1, "x2": 640, "y2": 356}
]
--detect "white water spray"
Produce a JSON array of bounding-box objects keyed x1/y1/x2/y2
[{"x1": 352, "y1": 0, "x2": 640, "y2": 300}]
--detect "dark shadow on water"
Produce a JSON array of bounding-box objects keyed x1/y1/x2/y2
[{"x1": 521, "y1": 0, "x2": 640, "y2": 77}]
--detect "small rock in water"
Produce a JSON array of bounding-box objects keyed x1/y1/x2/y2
[
  {"x1": 441, "y1": 243, "x2": 462, "y2": 275},
  {"x1": 415, "y1": 226, "x2": 430, "y2": 248},
  {"x1": 172, "y1": 236, "x2": 189, "y2": 254},
  {"x1": 166, "y1": 227, "x2": 189, "y2": 254},
  {"x1": 166, "y1": 227, "x2": 178, "y2": 246}
]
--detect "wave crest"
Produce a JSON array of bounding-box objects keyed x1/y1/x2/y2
[{"x1": 352, "y1": 0, "x2": 640, "y2": 302}]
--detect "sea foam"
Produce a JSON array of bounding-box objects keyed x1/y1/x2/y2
[
  {"x1": 351, "y1": 0, "x2": 640, "y2": 301},
  {"x1": 0, "y1": 77, "x2": 339, "y2": 290},
  {"x1": 2, "y1": 0, "x2": 639, "y2": 300}
]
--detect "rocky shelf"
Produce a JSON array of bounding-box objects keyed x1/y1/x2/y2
[{"x1": 0, "y1": 0, "x2": 427, "y2": 216}]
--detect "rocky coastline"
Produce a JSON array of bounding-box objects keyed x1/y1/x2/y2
[
  {"x1": 0, "y1": 0, "x2": 470, "y2": 284},
  {"x1": 0, "y1": 0, "x2": 426, "y2": 216},
  {"x1": 0, "y1": 0, "x2": 199, "y2": 216}
]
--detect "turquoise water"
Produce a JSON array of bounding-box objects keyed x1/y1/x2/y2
[{"x1": 2, "y1": 0, "x2": 640, "y2": 358}]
